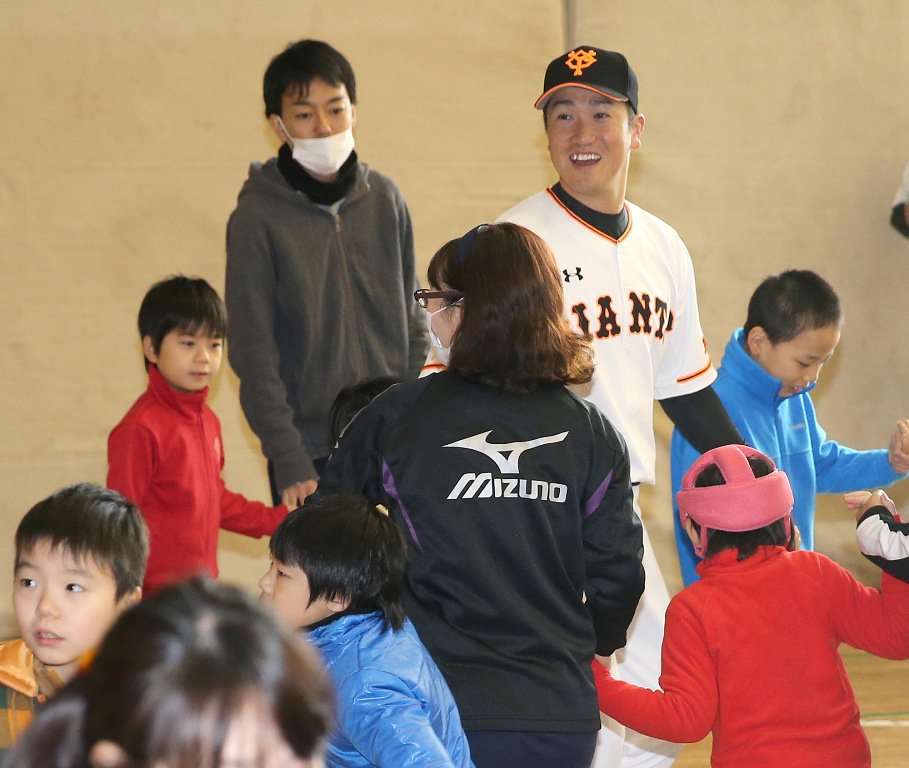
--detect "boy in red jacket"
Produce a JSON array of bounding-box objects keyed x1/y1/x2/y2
[{"x1": 108, "y1": 275, "x2": 287, "y2": 594}]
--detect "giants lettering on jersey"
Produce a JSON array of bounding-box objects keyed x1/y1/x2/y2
[{"x1": 569, "y1": 290, "x2": 674, "y2": 340}]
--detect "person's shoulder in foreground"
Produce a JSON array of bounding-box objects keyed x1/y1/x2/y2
[{"x1": 4, "y1": 576, "x2": 333, "y2": 768}]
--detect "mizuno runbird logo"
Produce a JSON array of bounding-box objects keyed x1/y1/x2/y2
[{"x1": 443, "y1": 430, "x2": 568, "y2": 474}]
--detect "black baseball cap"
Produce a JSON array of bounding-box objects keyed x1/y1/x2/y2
[{"x1": 535, "y1": 46, "x2": 638, "y2": 114}]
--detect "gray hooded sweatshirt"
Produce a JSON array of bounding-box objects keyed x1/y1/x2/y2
[{"x1": 225, "y1": 158, "x2": 428, "y2": 491}]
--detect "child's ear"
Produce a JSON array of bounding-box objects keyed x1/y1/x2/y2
[
  {"x1": 326, "y1": 594, "x2": 351, "y2": 614},
  {"x1": 745, "y1": 326, "x2": 769, "y2": 357},
  {"x1": 116, "y1": 586, "x2": 142, "y2": 612},
  {"x1": 684, "y1": 517, "x2": 699, "y2": 547},
  {"x1": 89, "y1": 741, "x2": 130, "y2": 768},
  {"x1": 141, "y1": 335, "x2": 158, "y2": 365},
  {"x1": 684, "y1": 517, "x2": 705, "y2": 557}
]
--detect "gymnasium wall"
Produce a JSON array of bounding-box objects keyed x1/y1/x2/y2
[{"x1": 1, "y1": 0, "x2": 906, "y2": 633}]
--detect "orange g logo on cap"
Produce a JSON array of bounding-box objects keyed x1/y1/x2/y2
[
  {"x1": 564, "y1": 48, "x2": 598, "y2": 76},
  {"x1": 534, "y1": 45, "x2": 639, "y2": 113}
]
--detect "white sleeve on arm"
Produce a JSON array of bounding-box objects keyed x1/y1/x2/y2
[{"x1": 856, "y1": 511, "x2": 909, "y2": 561}]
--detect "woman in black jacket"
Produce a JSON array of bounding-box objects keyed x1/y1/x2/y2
[{"x1": 318, "y1": 222, "x2": 645, "y2": 768}]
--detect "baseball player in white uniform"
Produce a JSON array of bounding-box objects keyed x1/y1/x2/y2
[{"x1": 498, "y1": 46, "x2": 743, "y2": 768}]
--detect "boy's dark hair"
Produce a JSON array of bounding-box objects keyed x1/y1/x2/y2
[
  {"x1": 329, "y1": 377, "x2": 400, "y2": 447},
  {"x1": 15, "y1": 483, "x2": 149, "y2": 599},
  {"x1": 138, "y1": 275, "x2": 227, "y2": 368},
  {"x1": 690, "y1": 457, "x2": 789, "y2": 560},
  {"x1": 743, "y1": 270, "x2": 842, "y2": 343},
  {"x1": 270, "y1": 494, "x2": 407, "y2": 631},
  {"x1": 263, "y1": 39, "x2": 357, "y2": 118}
]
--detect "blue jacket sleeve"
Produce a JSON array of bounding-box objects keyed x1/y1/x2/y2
[{"x1": 808, "y1": 399, "x2": 906, "y2": 493}]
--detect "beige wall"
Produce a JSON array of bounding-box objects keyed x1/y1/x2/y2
[
  {"x1": 1, "y1": 1, "x2": 907, "y2": 633},
  {"x1": 0, "y1": 0, "x2": 562, "y2": 636}
]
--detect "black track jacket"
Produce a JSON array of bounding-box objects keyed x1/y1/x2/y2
[{"x1": 318, "y1": 371, "x2": 645, "y2": 733}]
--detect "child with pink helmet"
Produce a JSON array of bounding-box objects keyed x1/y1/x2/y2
[{"x1": 594, "y1": 444, "x2": 909, "y2": 768}]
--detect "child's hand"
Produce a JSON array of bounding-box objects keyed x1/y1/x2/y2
[
  {"x1": 593, "y1": 654, "x2": 612, "y2": 669},
  {"x1": 281, "y1": 479, "x2": 318, "y2": 510},
  {"x1": 843, "y1": 490, "x2": 872, "y2": 512},
  {"x1": 887, "y1": 419, "x2": 909, "y2": 473},
  {"x1": 844, "y1": 489, "x2": 896, "y2": 521}
]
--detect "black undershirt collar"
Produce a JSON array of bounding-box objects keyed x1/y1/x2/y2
[
  {"x1": 551, "y1": 182, "x2": 629, "y2": 240},
  {"x1": 276, "y1": 143, "x2": 358, "y2": 206}
]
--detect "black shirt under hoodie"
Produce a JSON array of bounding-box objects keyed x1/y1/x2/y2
[
  {"x1": 317, "y1": 371, "x2": 645, "y2": 733},
  {"x1": 276, "y1": 142, "x2": 358, "y2": 205}
]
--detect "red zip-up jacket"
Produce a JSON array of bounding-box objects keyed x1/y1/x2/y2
[
  {"x1": 593, "y1": 546, "x2": 909, "y2": 767},
  {"x1": 108, "y1": 365, "x2": 287, "y2": 594}
]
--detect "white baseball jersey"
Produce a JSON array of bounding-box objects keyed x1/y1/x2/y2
[{"x1": 499, "y1": 188, "x2": 716, "y2": 485}]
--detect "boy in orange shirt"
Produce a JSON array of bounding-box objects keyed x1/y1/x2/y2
[{"x1": 0, "y1": 483, "x2": 147, "y2": 757}]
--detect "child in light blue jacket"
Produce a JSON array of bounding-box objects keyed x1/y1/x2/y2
[
  {"x1": 260, "y1": 493, "x2": 474, "y2": 768},
  {"x1": 672, "y1": 270, "x2": 909, "y2": 585}
]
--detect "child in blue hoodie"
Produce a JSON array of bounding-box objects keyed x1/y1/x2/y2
[
  {"x1": 259, "y1": 493, "x2": 473, "y2": 768},
  {"x1": 671, "y1": 270, "x2": 909, "y2": 585}
]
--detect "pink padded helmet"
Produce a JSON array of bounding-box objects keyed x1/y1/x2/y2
[{"x1": 676, "y1": 445, "x2": 794, "y2": 556}]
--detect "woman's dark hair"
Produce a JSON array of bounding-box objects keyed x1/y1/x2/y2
[
  {"x1": 427, "y1": 222, "x2": 594, "y2": 392},
  {"x1": 743, "y1": 270, "x2": 842, "y2": 343},
  {"x1": 263, "y1": 39, "x2": 357, "y2": 117},
  {"x1": 691, "y1": 456, "x2": 789, "y2": 559},
  {"x1": 271, "y1": 494, "x2": 407, "y2": 631},
  {"x1": 4, "y1": 577, "x2": 333, "y2": 768}
]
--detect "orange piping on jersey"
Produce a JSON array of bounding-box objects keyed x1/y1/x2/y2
[
  {"x1": 545, "y1": 188, "x2": 632, "y2": 243},
  {"x1": 421, "y1": 362, "x2": 448, "y2": 374},
  {"x1": 677, "y1": 358, "x2": 713, "y2": 384}
]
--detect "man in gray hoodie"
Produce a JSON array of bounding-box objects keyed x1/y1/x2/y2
[{"x1": 226, "y1": 40, "x2": 428, "y2": 508}]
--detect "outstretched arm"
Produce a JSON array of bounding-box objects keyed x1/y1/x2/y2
[
  {"x1": 592, "y1": 598, "x2": 716, "y2": 743},
  {"x1": 659, "y1": 387, "x2": 744, "y2": 453},
  {"x1": 847, "y1": 490, "x2": 909, "y2": 584}
]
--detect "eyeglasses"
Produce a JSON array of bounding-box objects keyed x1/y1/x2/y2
[{"x1": 413, "y1": 289, "x2": 464, "y2": 309}]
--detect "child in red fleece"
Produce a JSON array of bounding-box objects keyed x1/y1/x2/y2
[
  {"x1": 108, "y1": 275, "x2": 287, "y2": 594},
  {"x1": 594, "y1": 444, "x2": 909, "y2": 768}
]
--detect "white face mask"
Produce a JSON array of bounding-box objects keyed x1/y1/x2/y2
[
  {"x1": 427, "y1": 301, "x2": 460, "y2": 367},
  {"x1": 428, "y1": 325, "x2": 451, "y2": 366},
  {"x1": 278, "y1": 118, "x2": 355, "y2": 178}
]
